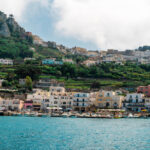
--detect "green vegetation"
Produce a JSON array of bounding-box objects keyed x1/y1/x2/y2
[
  {"x1": 0, "y1": 36, "x2": 33, "y2": 59},
  {"x1": 34, "y1": 45, "x2": 63, "y2": 59},
  {"x1": 25, "y1": 76, "x2": 32, "y2": 91},
  {"x1": 1, "y1": 62, "x2": 150, "y2": 91}
]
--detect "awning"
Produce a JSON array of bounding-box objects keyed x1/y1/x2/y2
[{"x1": 46, "y1": 107, "x2": 62, "y2": 110}]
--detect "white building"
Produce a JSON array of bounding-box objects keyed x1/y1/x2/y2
[
  {"x1": 43, "y1": 86, "x2": 73, "y2": 111},
  {"x1": 145, "y1": 98, "x2": 150, "y2": 112},
  {"x1": 82, "y1": 60, "x2": 98, "y2": 67},
  {"x1": 0, "y1": 98, "x2": 20, "y2": 111},
  {"x1": 123, "y1": 93, "x2": 145, "y2": 112},
  {"x1": 0, "y1": 59, "x2": 13, "y2": 65},
  {"x1": 102, "y1": 54, "x2": 124, "y2": 64},
  {"x1": 73, "y1": 93, "x2": 91, "y2": 112},
  {"x1": 26, "y1": 89, "x2": 50, "y2": 111},
  {"x1": 63, "y1": 59, "x2": 75, "y2": 64}
]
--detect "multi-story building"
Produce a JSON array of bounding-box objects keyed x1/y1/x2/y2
[
  {"x1": 0, "y1": 59, "x2": 13, "y2": 65},
  {"x1": 73, "y1": 93, "x2": 91, "y2": 112},
  {"x1": 123, "y1": 93, "x2": 145, "y2": 112},
  {"x1": 145, "y1": 97, "x2": 150, "y2": 112},
  {"x1": 102, "y1": 54, "x2": 124, "y2": 64},
  {"x1": 26, "y1": 89, "x2": 50, "y2": 111},
  {"x1": 0, "y1": 98, "x2": 20, "y2": 111},
  {"x1": 42, "y1": 86, "x2": 73, "y2": 111},
  {"x1": 95, "y1": 91, "x2": 124, "y2": 109},
  {"x1": 137, "y1": 85, "x2": 150, "y2": 97},
  {"x1": 59, "y1": 92, "x2": 73, "y2": 111}
]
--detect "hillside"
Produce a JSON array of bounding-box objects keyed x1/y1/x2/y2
[{"x1": 0, "y1": 11, "x2": 64, "y2": 59}]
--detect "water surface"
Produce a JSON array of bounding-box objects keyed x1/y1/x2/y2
[{"x1": 0, "y1": 117, "x2": 150, "y2": 150}]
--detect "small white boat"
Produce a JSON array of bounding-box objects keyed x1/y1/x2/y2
[{"x1": 128, "y1": 113, "x2": 134, "y2": 118}]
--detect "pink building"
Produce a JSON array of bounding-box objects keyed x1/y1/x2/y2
[
  {"x1": 24, "y1": 100, "x2": 33, "y2": 109},
  {"x1": 137, "y1": 85, "x2": 150, "y2": 97}
]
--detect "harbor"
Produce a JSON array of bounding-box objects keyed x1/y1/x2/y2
[{"x1": 0, "y1": 110, "x2": 149, "y2": 119}]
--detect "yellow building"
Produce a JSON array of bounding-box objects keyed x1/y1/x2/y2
[{"x1": 95, "y1": 91, "x2": 125, "y2": 109}]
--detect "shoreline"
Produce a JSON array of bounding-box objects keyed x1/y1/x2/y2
[{"x1": 0, "y1": 111, "x2": 149, "y2": 119}]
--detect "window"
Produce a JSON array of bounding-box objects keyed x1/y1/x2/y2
[
  {"x1": 99, "y1": 103, "x2": 103, "y2": 107},
  {"x1": 106, "y1": 102, "x2": 110, "y2": 107},
  {"x1": 98, "y1": 99, "x2": 102, "y2": 101},
  {"x1": 107, "y1": 93, "x2": 110, "y2": 97},
  {"x1": 54, "y1": 101, "x2": 57, "y2": 104},
  {"x1": 82, "y1": 99, "x2": 85, "y2": 102},
  {"x1": 45, "y1": 99, "x2": 49, "y2": 102},
  {"x1": 63, "y1": 102, "x2": 66, "y2": 105}
]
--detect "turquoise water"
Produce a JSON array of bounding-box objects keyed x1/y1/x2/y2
[{"x1": 0, "y1": 117, "x2": 150, "y2": 150}]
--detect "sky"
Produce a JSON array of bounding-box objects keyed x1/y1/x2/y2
[{"x1": 0, "y1": 0, "x2": 150, "y2": 51}]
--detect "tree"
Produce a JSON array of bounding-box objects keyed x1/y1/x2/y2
[
  {"x1": 2, "y1": 81, "x2": 11, "y2": 87},
  {"x1": 61, "y1": 63, "x2": 77, "y2": 78},
  {"x1": 90, "y1": 81, "x2": 101, "y2": 89},
  {"x1": 25, "y1": 76, "x2": 32, "y2": 91},
  {"x1": 56, "y1": 71, "x2": 62, "y2": 79},
  {"x1": 6, "y1": 72, "x2": 15, "y2": 82},
  {"x1": 15, "y1": 65, "x2": 41, "y2": 81}
]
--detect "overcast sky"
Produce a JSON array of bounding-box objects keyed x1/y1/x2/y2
[{"x1": 0, "y1": 0, "x2": 150, "y2": 51}]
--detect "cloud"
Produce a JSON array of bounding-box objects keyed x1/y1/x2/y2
[
  {"x1": 52, "y1": 0, "x2": 150, "y2": 50},
  {"x1": 0, "y1": 0, "x2": 49, "y2": 21}
]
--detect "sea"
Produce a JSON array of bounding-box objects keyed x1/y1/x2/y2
[{"x1": 0, "y1": 117, "x2": 150, "y2": 150}]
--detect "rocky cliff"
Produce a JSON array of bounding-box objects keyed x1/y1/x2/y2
[{"x1": 0, "y1": 11, "x2": 26, "y2": 38}]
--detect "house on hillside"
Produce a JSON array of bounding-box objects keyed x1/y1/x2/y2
[
  {"x1": 42, "y1": 59, "x2": 63, "y2": 65},
  {"x1": 0, "y1": 59, "x2": 13, "y2": 65}
]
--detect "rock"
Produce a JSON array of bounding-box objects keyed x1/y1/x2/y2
[
  {"x1": 0, "y1": 11, "x2": 10, "y2": 37},
  {"x1": 0, "y1": 11, "x2": 26, "y2": 37},
  {"x1": 0, "y1": 22, "x2": 10, "y2": 37}
]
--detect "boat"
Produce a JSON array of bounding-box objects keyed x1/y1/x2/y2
[{"x1": 128, "y1": 113, "x2": 134, "y2": 118}]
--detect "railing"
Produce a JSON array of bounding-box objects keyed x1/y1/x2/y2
[
  {"x1": 73, "y1": 99, "x2": 88, "y2": 102},
  {"x1": 127, "y1": 103, "x2": 145, "y2": 107}
]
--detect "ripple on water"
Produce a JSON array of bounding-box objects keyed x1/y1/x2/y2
[{"x1": 0, "y1": 117, "x2": 150, "y2": 150}]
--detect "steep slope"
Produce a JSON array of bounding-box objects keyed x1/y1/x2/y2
[{"x1": 0, "y1": 11, "x2": 63, "y2": 59}]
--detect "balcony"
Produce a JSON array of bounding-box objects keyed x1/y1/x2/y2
[
  {"x1": 73, "y1": 99, "x2": 88, "y2": 102},
  {"x1": 127, "y1": 103, "x2": 145, "y2": 107},
  {"x1": 73, "y1": 103, "x2": 89, "y2": 107}
]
